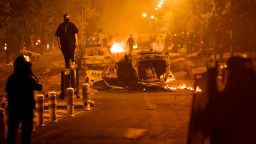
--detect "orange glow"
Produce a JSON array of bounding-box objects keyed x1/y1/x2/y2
[
  {"x1": 110, "y1": 43, "x2": 125, "y2": 53},
  {"x1": 164, "y1": 85, "x2": 177, "y2": 91},
  {"x1": 165, "y1": 83, "x2": 195, "y2": 91},
  {"x1": 195, "y1": 86, "x2": 202, "y2": 93},
  {"x1": 177, "y1": 84, "x2": 194, "y2": 90}
]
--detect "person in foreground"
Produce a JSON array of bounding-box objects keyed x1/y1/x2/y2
[
  {"x1": 5, "y1": 55, "x2": 42, "y2": 144},
  {"x1": 203, "y1": 55, "x2": 256, "y2": 144}
]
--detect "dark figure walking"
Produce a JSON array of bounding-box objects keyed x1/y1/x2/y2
[
  {"x1": 202, "y1": 56, "x2": 256, "y2": 144},
  {"x1": 127, "y1": 34, "x2": 135, "y2": 55},
  {"x1": 56, "y1": 14, "x2": 79, "y2": 69},
  {"x1": 5, "y1": 55, "x2": 42, "y2": 144}
]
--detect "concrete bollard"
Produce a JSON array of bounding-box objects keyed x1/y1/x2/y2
[
  {"x1": 48, "y1": 91, "x2": 57, "y2": 122},
  {"x1": 0, "y1": 108, "x2": 6, "y2": 144},
  {"x1": 82, "y1": 83, "x2": 90, "y2": 99},
  {"x1": 66, "y1": 88, "x2": 75, "y2": 117},
  {"x1": 36, "y1": 94, "x2": 45, "y2": 126},
  {"x1": 82, "y1": 83, "x2": 92, "y2": 111}
]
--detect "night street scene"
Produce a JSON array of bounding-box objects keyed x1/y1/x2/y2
[{"x1": 0, "y1": 0, "x2": 256, "y2": 144}]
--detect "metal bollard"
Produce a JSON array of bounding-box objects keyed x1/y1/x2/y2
[
  {"x1": 0, "y1": 108, "x2": 6, "y2": 144},
  {"x1": 66, "y1": 88, "x2": 75, "y2": 117},
  {"x1": 36, "y1": 94, "x2": 45, "y2": 126},
  {"x1": 48, "y1": 91, "x2": 57, "y2": 122},
  {"x1": 82, "y1": 83, "x2": 91, "y2": 111}
]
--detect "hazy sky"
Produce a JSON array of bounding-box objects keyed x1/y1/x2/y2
[{"x1": 95, "y1": 0, "x2": 155, "y2": 37}]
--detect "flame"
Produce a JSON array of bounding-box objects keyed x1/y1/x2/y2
[
  {"x1": 179, "y1": 84, "x2": 186, "y2": 89},
  {"x1": 177, "y1": 84, "x2": 194, "y2": 90},
  {"x1": 164, "y1": 83, "x2": 202, "y2": 93},
  {"x1": 165, "y1": 83, "x2": 195, "y2": 91},
  {"x1": 195, "y1": 86, "x2": 202, "y2": 93},
  {"x1": 110, "y1": 43, "x2": 125, "y2": 53},
  {"x1": 164, "y1": 85, "x2": 177, "y2": 91}
]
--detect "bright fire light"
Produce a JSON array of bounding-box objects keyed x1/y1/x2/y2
[
  {"x1": 195, "y1": 86, "x2": 202, "y2": 93},
  {"x1": 110, "y1": 43, "x2": 125, "y2": 53},
  {"x1": 133, "y1": 45, "x2": 138, "y2": 49},
  {"x1": 164, "y1": 84, "x2": 194, "y2": 92},
  {"x1": 177, "y1": 84, "x2": 194, "y2": 90}
]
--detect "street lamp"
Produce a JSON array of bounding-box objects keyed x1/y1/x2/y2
[
  {"x1": 4, "y1": 43, "x2": 7, "y2": 51},
  {"x1": 4, "y1": 43, "x2": 9, "y2": 64},
  {"x1": 142, "y1": 12, "x2": 147, "y2": 18}
]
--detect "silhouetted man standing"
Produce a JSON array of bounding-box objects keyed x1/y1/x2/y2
[
  {"x1": 56, "y1": 14, "x2": 79, "y2": 68},
  {"x1": 6, "y1": 55, "x2": 42, "y2": 144},
  {"x1": 127, "y1": 34, "x2": 135, "y2": 55}
]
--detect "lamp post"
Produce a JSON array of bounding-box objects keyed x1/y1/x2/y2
[{"x1": 4, "y1": 43, "x2": 9, "y2": 64}]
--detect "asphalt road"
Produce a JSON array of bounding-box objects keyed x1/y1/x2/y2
[{"x1": 31, "y1": 91, "x2": 193, "y2": 144}]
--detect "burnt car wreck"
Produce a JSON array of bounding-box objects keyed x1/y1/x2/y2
[{"x1": 100, "y1": 51, "x2": 175, "y2": 90}]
